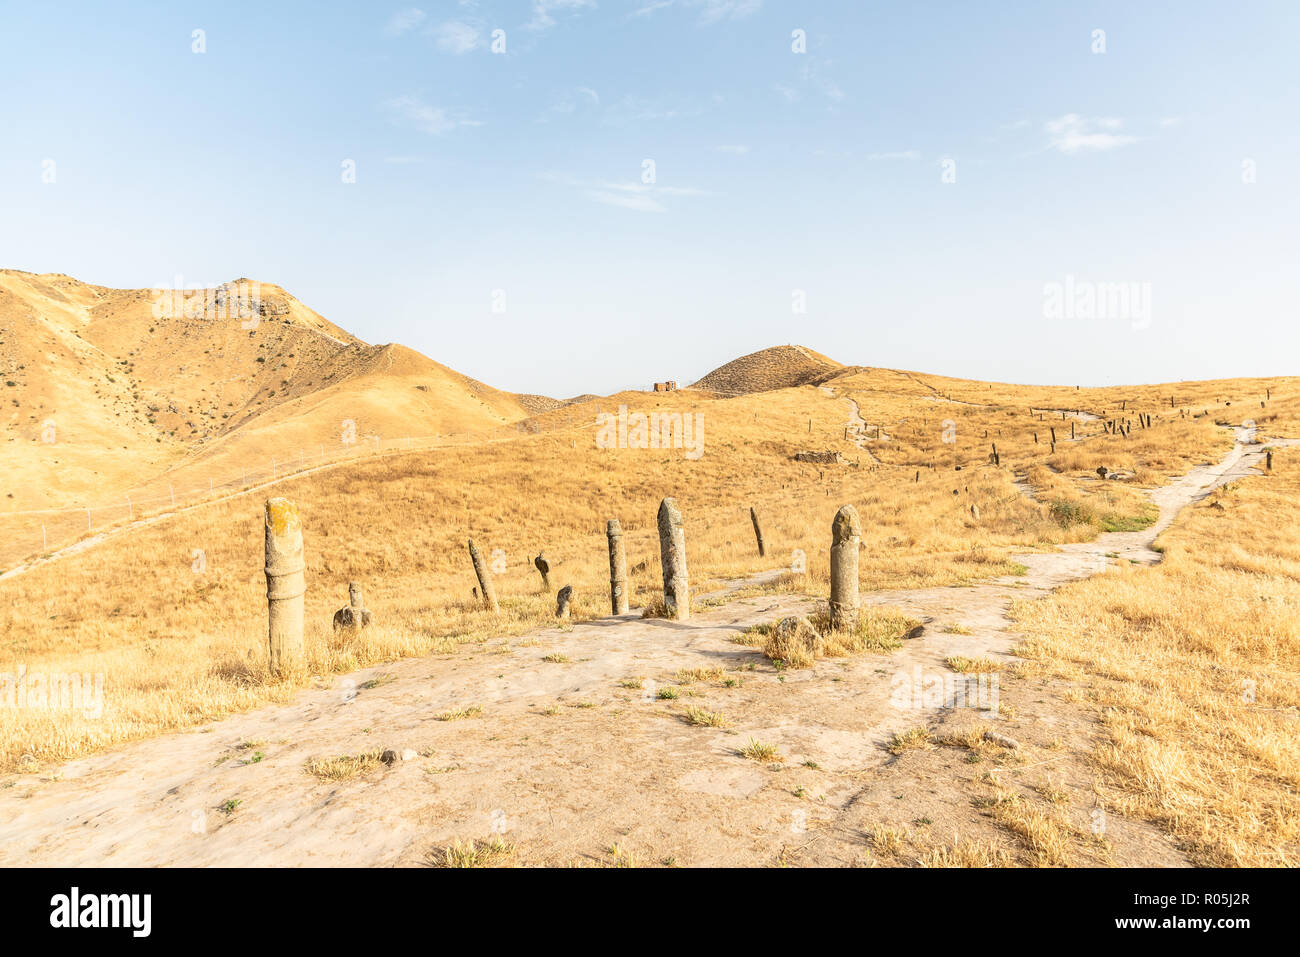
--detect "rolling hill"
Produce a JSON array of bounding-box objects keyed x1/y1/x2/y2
[
  {"x1": 691, "y1": 344, "x2": 844, "y2": 396},
  {"x1": 0, "y1": 270, "x2": 539, "y2": 511}
]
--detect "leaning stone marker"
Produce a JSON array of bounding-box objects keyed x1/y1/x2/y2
[
  {"x1": 607, "y1": 519, "x2": 629, "y2": 615},
  {"x1": 657, "y1": 497, "x2": 690, "y2": 620},
  {"x1": 829, "y1": 504, "x2": 861, "y2": 633},
  {"x1": 264, "y1": 497, "x2": 305, "y2": 675},
  {"x1": 556, "y1": 585, "x2": 573, "y2": 619},
  {"x1": 468, "y1": 539, "x2": 499, "y2": 613},
  {"x1": 749, "y1": 506, "x2": 767, "y2": 557}
]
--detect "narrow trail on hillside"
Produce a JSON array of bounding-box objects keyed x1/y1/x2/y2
[
  {"x1": 843, "y1": 398, "x2": 884, "y2": 463},
  {"x1": 0, "y1": 450, "x2": 412, "y2": 583},
  {"x1": 0, "y1": 429, "x2": 1284, "y2": 867},
  {"x1": 1, "y1": 427, "x2": 565, "y2": 583}
]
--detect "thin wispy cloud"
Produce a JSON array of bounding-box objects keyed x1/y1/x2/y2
[
  {"x1": 595, "y1": 181, "x2": 709, "y2": 197},
  {"x1": 631, "y1": 0, "x2": 674, "y2": 17},
  {"x1": 588, "y1": 189, "x2": 665, "y2": 212},
  {"x1": 772, "y1": 82, "x2": 797, "y2": 103},
  {"x1": 867, "y1": 150, "x2": 920, "y2": 160},
  {"x1": 1046, "y1": 113, "x2": 1138, "y2": 153},
  {"x1": 692, "y1": 0, "x2": 762, "y2": 23},
  {"x1": 433, "y1": 20, "x2": 481, "y2": 53},
  {"x1": 383, "y1": 95, "x2": 481, "y2": 134},
  {"x1": 537, "y1": 86, "x2": 601, "y2": 122},
  {"x1": 774, "y1": 58, "x2": 845, "y2": 105},
  {"x1": 545, "y1": 173, "x2": 709, "y2": 212},
  {"x1": 630, "y1": 0, "x2": 760, "y2": 22},
  {"x1": 604, "y1": 94, "x2": 708, "y2": 123},
  {"x1": 801, "y1": 59, "x2": 845, "y2": 102},
  {"x1": 527, "y1": 0, "x2": 596, "y2": 32},
  {"x1": 385, "y1": 8, "x2": 427, "y2": 36}
]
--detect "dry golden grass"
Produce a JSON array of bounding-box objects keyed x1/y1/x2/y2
[
  {"x1": 887, "y1": 727, "x2": 933, "y2": 755},
  {"x1": 683, "y1": 705, "x2": 729, "y2": 728},
  {"x1": 0, "y1": 365, "x2": 1288, "y2": 779},
  {"x1": 434, "y1": 705, "x2": 483, "y2": 721},
  {"x1": 739, "y1": 738, "x2": 783, "y2": 762},
  {"x1": 428, "y1": 836, "x2": 517, "y2": 868},
  {"x1": 1012, "y1": 448, "x2": 1300, "y2": 866},
  {"x1": 305, "y1": 750, "x2": 384, "y2": 781},
  {"x1": 674, "y1": 666, "x2": 729, "y2": 685},
  {"x1": 747, "y1": 607, "x2": 922, "y2": 668},
  {"x1": 917, "y1": 838, "x2": 1013, "y2": 868},
  {"x1": 945, "y1": 655, "x2": 1003, "y2": 674}
]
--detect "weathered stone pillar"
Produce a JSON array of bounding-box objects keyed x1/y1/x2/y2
[
  {"x1": 607, "y1": 519, "x2": 629, "y2": 614},
  {"x1": 333, "y1": 581, "x2": 373, "y2": 632},
  {"x1": 657, "y1": 497, "x2": 690, "y2": 620},
  {"x1": 556, "y1": 585, "x2": 573, "y2": 620},
  {"x1": 264, "y1": 497, "x2": 305, "y2": 675},
  {"x1": 829, "y1": 504, "x2": 861, "y2": 633},
  {"x1": 749, "y1": 506, "x2": 766, "y2": 557},
  {"x1": 468, "y1": 539, "x2": 498, "y2": 613}
]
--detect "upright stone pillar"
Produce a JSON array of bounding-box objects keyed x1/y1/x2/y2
[
  {"x1": 657, "y1": 498, "x2": 690, "y2": 620},
  {"x1": 264, "y1": 498, "x2": 305, "y2": 675},
  {"x1": 829, "y1": 504, "x2": 861, "y2": 633},
  {"x1": 556, "y1": 585, "x2": 573, "y2": 620},
  {"x1": 607, "y1": 519, "x2": 629, "y2": 615}
]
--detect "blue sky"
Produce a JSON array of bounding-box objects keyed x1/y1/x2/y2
[{"x1": 2, "y1": 1, "x2": 1296, "y2": 396}]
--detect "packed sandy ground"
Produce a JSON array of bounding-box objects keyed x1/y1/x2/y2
[{"x1": 0, "y1": 433, "x2": 1274, "y2": 867}]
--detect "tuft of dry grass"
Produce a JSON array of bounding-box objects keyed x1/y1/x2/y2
[
  {"x1": 305, "y1": 750, "x2": 384, "y2": 781},
  {"x1": 756, "y1": 607, "x2": 923, "y2": 669},
  {"x1": 738, "y1": 738, "x2": 783, "y2": 762},
  {"x1": 674, "y1": 665, "x2": 728, "y2": 684},
  {"x1": 428, "y1": 836, "x2": 517, "y2": 868},
  {"x1": 887, "y1": 727, "x2": 933, "y2": 755},
  {"x1": 918, "y1": 838, "x2": 1013, "y2": 868},
  {"x1": 683, "y1": 705, "x2": 729, "y2": 728},
  {"x1": 945, "y1": 655, "x2": 1003, "y2": 674},
  {"x1": 435, "y1": 705, "x2": 483, "y2": 721},
  {"x1": 870, "y1": 826, "x2": 909, "y2": 857}
]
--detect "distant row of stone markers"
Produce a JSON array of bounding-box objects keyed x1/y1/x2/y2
[{"x1": 258, "y1": 495, "x2": 864, "y2": 675}]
